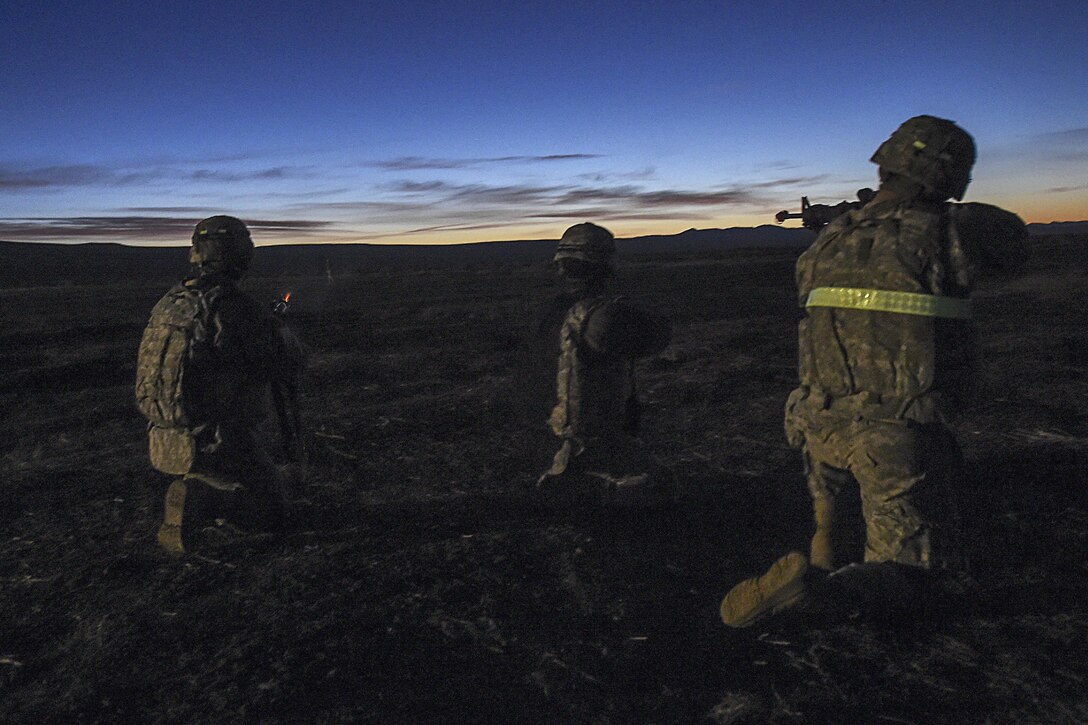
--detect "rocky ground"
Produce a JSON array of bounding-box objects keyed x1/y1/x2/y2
[{"x1": 1, "y1": 238, "x2": 1086, "y2": 723}]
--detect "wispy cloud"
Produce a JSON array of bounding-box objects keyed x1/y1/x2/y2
[
  {"x1": 1046, "y1": 183, "x2": 1088, "y2": 193},
  {"x1": 1034, "y1": 127, "x2": 1088, "y2": 144},
  {"x1": 187, "y1": 166, "x2": 310, "y2": 182},
  {"x1": 0, "y1": 216, "x2": 332, "y2": 242},
  {"x1": 448, "y1": 182, "x2": 568, "y2": 205},
  {"x1": 756, "y1": 160, "x2": 804, "y2": 171},
  {"x1": 258, "y1": 187, "x2": 353, "y2": 199},
  {"x1": 1, "y1": 157, "x2": 838, "y2": 242},
  {"x1": 246, "y1": 218, "x2": 332, "y2": 235},
  {"x1": 749, "y1": 175, "x2": 829, "y2": 189},
  {"x1": 576, "y1": 167, "x2": 657, "y2": 183},
  {"x1": 117, "y1": 150, "x2": 291, "y2": 167},
  {"x1": 1012, "y1": 126, "x2": 1088, "y2": 165},
  {"x1": 0, "y1": 162, "x2": 313, "y2": 191},
  {"x1": 387, "y1": 180, "x2": 462, "y2": 194},
  {"x1": 528, "y1": 209, "x2": 713, "y2": 221},
  {"x1": 1052, "y1": 151, "x2": 1088, "y2": 162},
  {"x1": 372, "y1": 221, "x2": 543, "y2": 238},
  {"x1": 271, "y1": 176, "x2": 811, "y2": 241},
  {"x1": 375, "y1": 176, "x2": 824, "y2": 211},
  {"x1": 373, "y1": 180, "x2": 764, "y2": 208},
  {"x1": 0, "y1": 164, "x2": 120, "y2": 189},
  {"x1": 119, "y1": 206, "x2": 212, "y2": 213},
  {"x1": 368, "y1": 154, "x2": 602, "y2": 170},
  {"x1": 557, "y1": 186, "x2": 754, "y2": 207}
]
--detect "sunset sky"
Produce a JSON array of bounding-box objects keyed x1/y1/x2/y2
[{"x1": 2, "y1": 0, "x2": 1086, "y2": 246}]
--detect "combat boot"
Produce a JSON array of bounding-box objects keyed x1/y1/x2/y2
[
  {"x1": 720, "y1": 551, "x2": 810, "y2": 628},
  {"x1": 157, "y1": 477, "x2": 209, "y2": 554},
  {"x1": 810, "y1": 496, "x2": 836, "y2": 571}
]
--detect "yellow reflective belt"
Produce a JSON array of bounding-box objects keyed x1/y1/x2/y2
[{"x1": 806, "y1": 287, "x2": 972, "y2": 319}]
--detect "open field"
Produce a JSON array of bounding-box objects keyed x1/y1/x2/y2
[{"x1": 2, "y1": 238, "x2": 1087, "y2": 722}]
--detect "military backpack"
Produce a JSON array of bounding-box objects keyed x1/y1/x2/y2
[{"x1": 135, "y1": 281, "x2": 231, "y2": 473}]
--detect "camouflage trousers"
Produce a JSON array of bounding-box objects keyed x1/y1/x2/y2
[
  {"x1": 538, "y1": 434, "x2": 671, "y2": 506},
  {"x1": 799, "y1": 416, "x2": 964, "y2": 570},
  {"x1": 185, "y1": 425, "x2": 296, "y2": 527}
]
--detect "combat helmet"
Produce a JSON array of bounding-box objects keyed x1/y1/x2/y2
[
  {"x1": 554, "y1": 222, "x2": 616, "y2": 274},
  {"x1": 871, "y1": 115, "x2": 976, "y2": 200},
  {"x1": 190, "y1": 215, "x2": 254, "y2": 274}
]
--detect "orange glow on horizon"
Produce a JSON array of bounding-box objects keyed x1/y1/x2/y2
[{"x1": 248, "y1": 201, "x2": 1087, "y2": 247}]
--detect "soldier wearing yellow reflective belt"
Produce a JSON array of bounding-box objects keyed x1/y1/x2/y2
[{"x1": 720, "y1": 115, "x2": 1029, "y2": 627}]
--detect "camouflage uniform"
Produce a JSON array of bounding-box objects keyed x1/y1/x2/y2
[
  {"x1": 721, "y1": 116, "x2": 1028, "y2": 627},
  {"x1": 786, "y1": 123, "x2": 1028, "y2": 570},
  {"x1": 136, "y1": 216, "x2": 304, "y2": 551},
  {"x1": 538, "y1": 223, "x2": 672, "y2": 504}
]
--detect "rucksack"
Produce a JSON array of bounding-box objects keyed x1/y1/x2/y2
[
  {"x1": 548, "y1": 296, "x2": 636, "y2": 439},
  {"x1": 135, "y1": 282, "x2": 228, "y2": 429}
]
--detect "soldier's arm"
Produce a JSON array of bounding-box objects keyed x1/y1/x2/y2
[
  {"x1": 950, "y1": 202, "x2": 1030, "y2": 273},
  {"x1": 208, "y1": 294, "x2": 280, "y2": 380},
  {"x1": 272, "y1": 320, "x2": 307, "y2": 384},
  {"x1": 807, "y1": 201, "x2": 856, "y2": 229},
  {"x1": 582, "y1": 300, "x2": 671, "y2": 359}
]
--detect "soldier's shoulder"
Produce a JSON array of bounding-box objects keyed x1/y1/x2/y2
[
  {"x1": 209, "y1": 285, "x2": 266, "y2": 323},
  {"x1": 148, "y1": 280, "x2": 197, "y2": 317},
  {"x1": 949, "y1": 202, "x2": 1027, "y2": 240},
  {"x1": 564, "y1": 294, "x2": 612, "y2": 321},
  {"x1": 584, "y1": 296, "x2": 670, "y2": 349},
  {"x1": 180, "y1": 275, "x2": 244, "y2": 303},
  {"x1": 567, "y1": 294, "x2": 662, "y2": 328},
  {"x1": 590, "y1": 295, "x2": 650, "y2": 321},
  {"x1": 822, "y1": 203, "x2": 882, "y2": 233},
  {"x1": 948, "y1": 202, "x2": 1029, "y2": 271},
  {"x1": 870, "y1": 197, "x2": 943, "y2": 222}
]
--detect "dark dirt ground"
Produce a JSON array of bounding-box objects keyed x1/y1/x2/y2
[{"x1": 1, "y1": 238, "x2": 1087, "y2": 723}]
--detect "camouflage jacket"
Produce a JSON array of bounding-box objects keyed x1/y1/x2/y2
[
  {"x1": 548, "y1": 296, "x2": 671, "y2": 439},
  {"x1": 790, "y1": 199, "x2": 1027, "y2": 428},
  {"x1": 138, "y1": 272, "x2": 301, "y2": 433}
]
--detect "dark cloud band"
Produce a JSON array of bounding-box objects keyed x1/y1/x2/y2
[
  {"x1": 0, "y1": 163, "x2": 311, "y2": 191},
  {"x1": 369, "y1": 154, "x2": 602, "y2": 170},
  {"x1": 0, "y1": 216, "x2": 331, "y2": 242}
]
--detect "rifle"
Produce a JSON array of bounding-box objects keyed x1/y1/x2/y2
[
  {"x1": 270, "y1": 292, "x2": 306, "y2": 464},
  {"x1": 775, "y1": 188, "x2": 875, "y2": 231}
]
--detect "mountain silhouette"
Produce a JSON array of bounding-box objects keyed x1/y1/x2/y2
[{"x1": 0, "y1": 221, "x2": 1082, "y2": 288}]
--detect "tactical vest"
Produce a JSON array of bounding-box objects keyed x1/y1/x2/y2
[
  {"x1": 135, "y1": 281, "x2": 232, "y2": 430},
  {"x1": 548, "y1": 297, "x2": 633, "y2": 439},
  {"x1": 794, "y1": 201, "x2": 976, "y2": 422}
]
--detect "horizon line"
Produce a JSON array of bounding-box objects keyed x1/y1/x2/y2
[{"x1": 1, "y1": 218, "x2": 1085, "y2": 248}]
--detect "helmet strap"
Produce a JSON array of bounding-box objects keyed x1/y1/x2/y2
[{"x1": 878, "y1": 170, "x2": 927, "y2": 200}]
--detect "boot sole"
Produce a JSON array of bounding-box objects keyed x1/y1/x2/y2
[{"x1": 720, "y1": 552, "x2": 809, "y2": 628}]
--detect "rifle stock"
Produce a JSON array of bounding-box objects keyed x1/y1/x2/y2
[{"x1": 270, "y1": 294, "x2": 307, "y2": 464}]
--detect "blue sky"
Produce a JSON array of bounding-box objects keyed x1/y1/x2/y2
[{"x1": 2, "y1": 0, "x2": 1086, "y2": 245}]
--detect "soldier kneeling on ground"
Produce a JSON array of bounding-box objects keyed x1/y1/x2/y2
[
  {"x1": 537, "y1": 222, "x2": 673, "y2": 507},
  {"x1": 136, "y1": 215, "x2": 306, "y2": 553},
  {"x1": 720, "y1": 115, "x2": 1029, "y2": 627}
]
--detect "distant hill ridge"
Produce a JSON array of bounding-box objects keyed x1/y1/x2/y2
[
  {"x1": 0, "y1": 225, "x2": 811, "y2": 287},
  {"x1": 0, "y1": 221, "x2": 1083, "y2": 287}
]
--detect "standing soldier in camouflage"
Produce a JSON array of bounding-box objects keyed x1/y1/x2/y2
[
  {"x1": 136, "y1": 215, "x2": 306, "y2": 553},
  {"x1": 537, "y1": 222, "x2": 673, "y2": 506},
  {"x1": 720, "y1": 116, "x2": 1029, "y2": 626}
]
